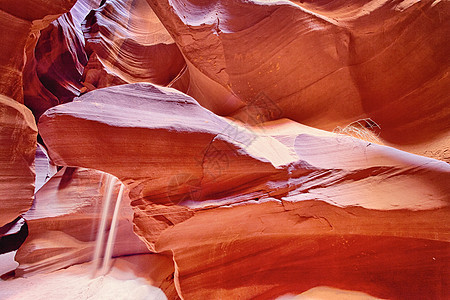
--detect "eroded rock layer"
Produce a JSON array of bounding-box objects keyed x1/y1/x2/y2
[
  {"x1": 0, "y1": 96, "x2": 37, "y2": 226},
  {"x1": 23, "y1": 0, "x2": 185, "y2": 120},
  {"x1": 1, "y1": 0, "x2": 448, "y2": 298},
  {"x1": 0, "y1": 0, "x2": 78, "y2": 103},
  {"x1": 15, "y1": 167, "x2": 150, "y2": 276},
  {"x1": 147, "y1": 0, "x2": 450, "y2": 155},
  {"x1": 38, "y1": 83, "x2": 450, "y2": 299},
  {"x1": 82, "y1": 0, "x2": 185, "y2": 88}
]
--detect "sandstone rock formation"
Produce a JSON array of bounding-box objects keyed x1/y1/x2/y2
[
  {"x1": 82, "y1": 0, "x2": 185, "y2": 88},
  {"x1": 22, "y1": 0, "x2": 186, "y2": 120},
  {"x1": 1, "y1": 255, "x2": 173, "y2": 300},
  {"x1": 0, "y1": 96, "x2": 37, "y2": 226},
  {"x1": 0, "y1": 0, "x2": 78, "y2": 103},
  {"x1": 0, "y1": 0, "x2": 449, "y2": 299},
  {"x1": 23, "y1": 0, "x2": 101, "y2": 120},
  {"x1": 0, "y1": 0, "x2": 83, "y2": 229},
  {"x1": 279, "y1": 287, "x2": 383, "y2": 300},
  {"x1": 0, "y1": 217, "x2": 28, "y2": 255},
  {"x1": 38, "y1": 83, "x2": 450, "y2": 299},
  {"x1": 147, "y1": 0, "x2": 450, "y2": 157},
  {"x1": 15, "y1": 166, "x2": 150, "y2": 276},
  {"x1": 34, "y1": 144, "x2": 57, "y2": 193}
]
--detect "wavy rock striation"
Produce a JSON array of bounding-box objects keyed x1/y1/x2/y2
[
  {"x1": 0, "y1": 0, "x2": 78, "y2": 103},
  {"x1": 22, "y1": 0, "x2": 186, "y2": 120},
  {"x1": 0, "y1": 96, "x2": 37, "y2": 227},
  {"x1": 23, "y1": 0, "x2": 102, "y2": 120},
  {"x1": 1, "y1": 0, "x2": 448, "y2": 298},
  {"x1": 15, "y1": 166, "x2": 150, "y2": 276},
  {"x1": 147, "y1": 0, "x2": 450, "y2": 156},
  {"x1": 39, "y1": 83, "x2": 450, "y2": 299},
  {"x1": 82, "y1": 0, "x2": 186, "y2": 89}
]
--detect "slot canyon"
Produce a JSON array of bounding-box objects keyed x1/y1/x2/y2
[{"x1": 0, "y1": 0, "x2": 449, "y2": 299}]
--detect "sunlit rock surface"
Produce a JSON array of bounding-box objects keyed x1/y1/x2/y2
[
  {"x1": 0, "y1": 96, "x2": 37, "y2": 226},
  {"x1": 39, "y1": 83, "x2": 450, "y2": 299},
  {"x1": 34, "y1": 144, "x2": 57, "y2": 193},
  {"x1": 0, "y1": 217, "x2": 28, "y2": 255},
  {"x1": 1, "y1": 0, "x2": 449, "y2": 299},
  {"x1": 0, "y1": 0, "x2": 78, "y2": 103},
  {"x1": 23, "y1": 0, "x2": 101, "y2": 120},
  {"x1": 15, "y1": 166, "x2": 150, "y2": 276},
  {"x1": 82, "y1": 0, "x2": 185, "y2": 88},
  {"x1": 22, "y1": 0, "x2": 185, "y2": 120},
  {"x1": 147, "y1": 0, "x2": 450, "y2": 157},
  {"x1": 0, "y1": 255, "x2": 172, "y2": 300},
  {"x1": 278, "y1": 286, "x2": 383, "y2": 300}
]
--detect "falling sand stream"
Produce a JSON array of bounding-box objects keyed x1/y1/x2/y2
[{"x1": 91, "y1": 173, "x2": 125, "y2": 277}]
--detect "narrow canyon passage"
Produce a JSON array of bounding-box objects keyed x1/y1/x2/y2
[{"x1": 0, "y1": 0, "x2": 449, "y2": 299}]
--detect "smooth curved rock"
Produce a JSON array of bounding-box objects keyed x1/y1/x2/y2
[
  {"x1": 38, "y1": 83, "x2": 450, "y2": 299},
  {"x1": 146, "y1": 0, "x2": 450, "y2": 155},
  {"x1": 0, "y1": 217, "x2": 28, "y2": 255},
  {"x1": 81, "y1": 0, "x2": 185, "y2": 89},
  {"x1": 0, "y1": 96, "x2": 37, "y2": 226},
  {"x1": 23, "y1": 0, "x2": 186, "y2": 120},
  {"x1": 0, "y1": 0, "x2": 78, "y2": 103},
  {"x1": 1, "y1": 0, "x2": 447, "y2": 298},
  {"x1": 34, "y1": 144, "x2": 57, "y2": 193},
  {"x1": 277, "y1": 286, "x2": 385, "y2": 300},
  {"x1": 23, "y1": 0, "x2": 101, "y2": 120},
  {"x1": 15, "y1": 167, "x2": 150, "y2": 276}
]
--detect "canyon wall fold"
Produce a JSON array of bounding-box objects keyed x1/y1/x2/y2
[
  {"x1": 82, "y1": 0, "x2": 185, "y2": 89},
  {"x1": 0, "y1": 96, "x2": 37, "y2": 227},
  {"x1": 147, "y1": 0, "x2": 450, "y2": 156},
  {"x1": 15, "y1": 166, "x2": 150, "y2": 276},
  {"x1": 23, "y1": 0, "x2": 102, "y2": 120},
  {"x1": 23, "y1": 0, "x2": 186, "y2": 120},
  {"x1": 38, "y1": 83, "x2": 450, "y2": 299},
  {"x1": 1, "y1": 0, "x2": 448, "y2": 298},
  {"x1": 0, "y1": 0, "x2": 78, "y2": 103}
]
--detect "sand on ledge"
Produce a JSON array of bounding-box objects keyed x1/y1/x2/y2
[{"x1": 0, "y1": 253, "x2": 167, "y2": 300}]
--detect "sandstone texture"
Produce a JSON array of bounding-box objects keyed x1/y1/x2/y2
[
  {"x1": 22, "y1": 0, "x2": 186, "y2": 120},
  {"x1": 39, "y1": 83, "x2": 450, "y2": 299},
  {"x1": 0, "y1": 0, "x2": 449, "y2": 299},
  {"x1": 15, "y1": 166, "x2": 150, "y2": 276},
  {"x1": 82, "y1": 0, "x2": 185, "y2": 88},
  {"x1": 0, "y1": 0, "x2": 78, "y2": 103},
  {"x1": 0, "y1": 0, "x2": 82, "y2": 232},
  {"x1": 23, "y1": 0, "x2": 102, "y2": 120},
  {"x1": 34, "y1": 144, "x2": 57, "y2": 193},
  {"x1": 0, "y1": 255, "x2": 171, "y2": 300},
  {"x1": 148, "y1": 0, "x2": 450, "y2": 157},
  {"x1": 0, "y1": 96, "x2": 37, "y2": 226}
]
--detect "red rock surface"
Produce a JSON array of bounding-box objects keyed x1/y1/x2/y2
[
  {"x1": 147, "y1": 0, "x2": 450, "y2": 156},
  {"x1": 0, "y1": 0, "x2": 449, "y2": 299},
  {"x1": 0, "y1": 96, "x2": 37, "y2": 227},
  {"x1": 23, "y1": 0, "x2": 101, "y2": 120},
  {"x1": 15, "y1": 166, "x2": 150, "y2": 276},
  {"x1": 38, "y1": 83, "x2": 450, "y2": 299},
  {"x1": 22, "y1": 0, "x2": 185, "y2": 120},
  {"x1": 0, "y1": 0, "x2": 78, "y2": 103},
  {"x1": 82, "y1": 0, "x2": 185, "y2": 88}
]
